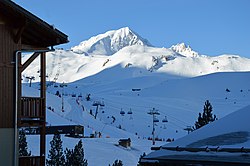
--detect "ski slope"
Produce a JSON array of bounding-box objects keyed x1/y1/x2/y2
[{"x1": 23, "y1": 70, "x2": 250, "y2": 165}]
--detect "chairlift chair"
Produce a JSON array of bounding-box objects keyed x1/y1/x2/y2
[
  {"x1": 100, "y1": 101, "x2": 105, "y2": 107},
  {"x1": 92, "y1": 101, "x2": 98, "y2": 106},
  {"x1": 127, "y1": 109, "x2": 133, "y2": 119},
  {"x1": 162, "y1": 116, "x2": 168, "y2": 129},
  {"x1": 153, "y1": 118, "x2": 159, "y2": 123},
  {"x1": 162, "y1": 116, "x2": 168, "y2": 123},
  {"x1": 92, "y1": 101, "x2": 100, "y2": 106},
  {"x1": 120, "y1": 110, "x2": 125, "y2": 116},
  {"x1": 127, "y1": 110, "x2": 133, "y2": 114}
]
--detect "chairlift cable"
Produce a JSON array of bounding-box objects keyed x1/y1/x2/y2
[{"x1": 96, "y1": 98, "x2": 191, "y2": 127}]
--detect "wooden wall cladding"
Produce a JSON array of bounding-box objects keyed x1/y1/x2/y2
[{"x1": 0, "y1": 24, "x2": 19, "y2": 128}]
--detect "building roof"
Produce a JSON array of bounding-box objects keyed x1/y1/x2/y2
[
  {"x1": 0, "y1": 0, "x2": 68, "y2": 48},
  {"x1": 141, "y1": 105, "x2": 250, "y2": 165}
]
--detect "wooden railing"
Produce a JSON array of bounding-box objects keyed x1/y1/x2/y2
[
  {"x1": 20, "y1": 97, "x2": 45, "y2": 119},
  {"x1": 19, "y1": 156, "x2": 44, "y2": 166}
]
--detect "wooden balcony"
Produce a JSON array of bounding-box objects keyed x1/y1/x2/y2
[
  {"x1": 20, "y1": 97, "x2": 45, "y2": 126},
  {"x1": 19, "y1": 156, "x2": 45, "y2": 166}
]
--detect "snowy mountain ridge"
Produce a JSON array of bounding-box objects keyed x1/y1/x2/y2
[
  {"x1": 23, "y1": 46, "x2": 250, "y2": 83},
  {"x1": 22, "y1": 27, "x2": 250, "y2": 83},
  {"x1": 170, "y1": 43, "x2": 199, "y2": 57},
  {"x1": 71, "y1": 27, "x2": 152, "y2": 55}
]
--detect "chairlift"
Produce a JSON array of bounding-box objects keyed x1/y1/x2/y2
[
  {"x1": 127, "y1": 110, "x2": 133, "y2": 115},
  {"x1": 153, "y1": 118, "x2": 159, "y2": 123},
  {"x1": 26, "y1": 76, "x2": 35, "y2": 80},
  {"x1": 120, "y1": 110, "x2": 125, "y2": 116},
  {"x1": 162, "y1": 116, "x2": 168, "y2": 123},
  {"x1": 100, "y1": 101, "x2": 105, "y2": 107},
  {"x1": 162, "y1": 116, "x2": 168, "y2": 129},
  {"x1": 92, "y1": 101, "x2": 98, "y2": 106},
  {"x1": 184, "y1": 126, "x2": 193, "y2": 134},
  {"x1": 128, "y1": 109, "x2": 133, "y2": 119},
  {"x1": 92, "y1": 101, "x2": 105, "y2": 107},
  {"x1": 100, "y1": 101, "x2": 105, "y2": 109}
]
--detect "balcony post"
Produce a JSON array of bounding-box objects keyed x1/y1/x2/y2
[{"x1": 40, "y1": 52, "x2": 46, "y2": 165}]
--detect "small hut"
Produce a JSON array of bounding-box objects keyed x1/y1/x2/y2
[{"x1": 119, "y1": 138, "x2": 131, "y2": 148}]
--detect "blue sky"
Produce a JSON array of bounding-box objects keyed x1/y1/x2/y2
[{"x1": 13, "y1": 0, "x2": 250, "y2": 57}]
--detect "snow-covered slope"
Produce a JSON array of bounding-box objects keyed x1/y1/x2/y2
[
  {"x1": 23, "y1": 85, "x2": 161, "y2": 166},
  {"x1": 22, "y1": 45, "x2": 250, "y2": 83},
  {"x1": 27, "y1": 71, "x2": 250, "y2": 142},
  {"x1": 65, "y1": 72, "x2": 250, "y2": 139},
  {"x1": 71, "y1": 27, "x2": 152, "y2": 55},
  {"x1": 23, "y1": 71, "x2": 250, "y2": 165}
]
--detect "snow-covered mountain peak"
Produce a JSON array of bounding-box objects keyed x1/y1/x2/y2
[
  {"x1": 170, "y1": 43, "x2": 199, "y2": 57},
  {"x1": 71, "y1": 27, "x2": 152, "y2": 55},
  {"x1": 113, "y1": 27, "x2": 134, "y2": 38}
]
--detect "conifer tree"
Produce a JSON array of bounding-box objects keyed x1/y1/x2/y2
[
  {"x1": 19, "y1": 129, "x2": 31, "y2": 156},
  {"x1": 194, "y1": 100, "x2": 217, "y2": 130},
  {"x1": 112, "y1": 159, "x2": 123, "y2": 166},
  {"x1": 46, "y1": 132, "x2": 65, "y2": 166},
  {"x1": 65, "y1": 148, "x2": 74, "y2": 166},
  {"x1": 72, "y1": 140, "x2": 88, "y2": 166},
  {"x1": 65, "y1": 140, "x2": 88, "y2": 166}
]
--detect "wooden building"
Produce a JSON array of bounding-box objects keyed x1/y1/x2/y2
[
  {"x1": 118, "y1": 138, "x2": 131, "y2": 148},
  {"x1": 0, "y1": 0, "x2": 68, "y2": 165}
]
